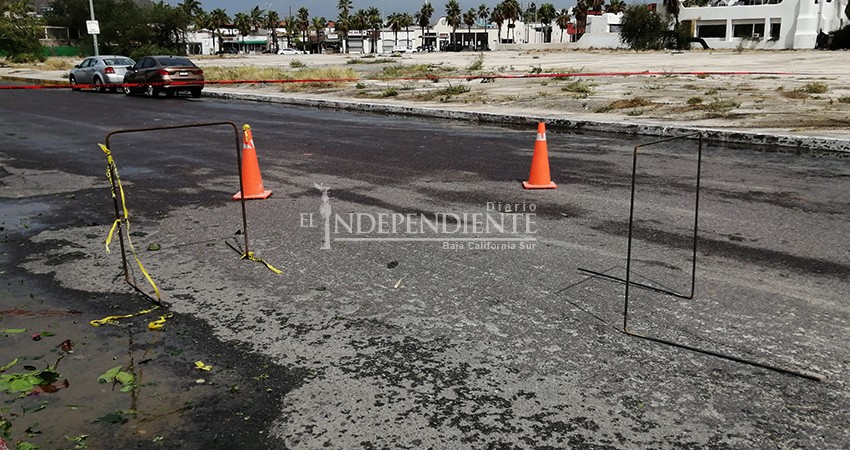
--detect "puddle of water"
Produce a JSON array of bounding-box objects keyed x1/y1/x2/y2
[
  {"x1": 0, "y1": 293, "x2": 205, "y2": 449},
  {"x1": 0, "y1": 200, "x2": 50, "y2": 235}
]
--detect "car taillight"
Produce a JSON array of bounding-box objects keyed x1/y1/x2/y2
[
  {"x1": 104, "y1": 67, "x2": 115, "y2": 74},
  {"x1": 157, "y1": 69, "x2": 169, "y2": 76}
]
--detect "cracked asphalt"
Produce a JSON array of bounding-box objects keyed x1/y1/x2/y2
[{"x1": 1, "y1": 84, "x2": 849, "y2": 449}]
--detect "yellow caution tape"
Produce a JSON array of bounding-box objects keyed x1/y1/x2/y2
[
  {"x1": 147, "y1": 312, "x2": 173, "y2": 331},
  {"x1": 241, "y1": 251, "x2": 282, "y2": 275},
  {"x1": 90, "y1": 305, "x2": 161, "y2": 327},
  {"x1": 99, "y1": 144, "x2": 162, "y2": 301},
  {"x1": 194, "y1": 361, "x2": 212, "y2": 371}
]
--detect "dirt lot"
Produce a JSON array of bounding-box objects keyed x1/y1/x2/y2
[{"x1": 192, "y1": 49, "x2": 850, "y2": 139}]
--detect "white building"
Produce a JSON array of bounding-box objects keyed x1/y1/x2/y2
[{"x1": 679, "y1": 0, "x2": 847, "y2": 49}]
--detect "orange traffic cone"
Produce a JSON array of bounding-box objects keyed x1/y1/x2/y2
[
  {"x1": 233, "y1": 124, "x2": 273, "y2": 201},
  {"x1": 522, "y1": 122, "x2": 557, "y2": 189}
]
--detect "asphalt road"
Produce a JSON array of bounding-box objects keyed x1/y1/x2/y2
[{"x1": 2, "y1": 87, "x2": 849, "y2": 449}]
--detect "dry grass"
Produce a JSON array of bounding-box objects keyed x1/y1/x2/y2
[
  {"x1": 596, "y1": 97, "x2": 653, "y2": 112},
  {"x1": 203, "y1": 66, "x2": 358, "y2": 91}
]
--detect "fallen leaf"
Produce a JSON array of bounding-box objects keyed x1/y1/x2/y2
[
  {"x1": 1, "y1": 329, "x2": 26, "y2": 334},
  {"x1": 194, "y1": 361, "x2": 212, "y2": 371},
  {"x1": 394, "y1": 278, "x2": 404, "y2": 289}
]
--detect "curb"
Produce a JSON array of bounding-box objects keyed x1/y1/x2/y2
[{"x1": 204, "y1": 90, "x2": 850, "y2": 153}]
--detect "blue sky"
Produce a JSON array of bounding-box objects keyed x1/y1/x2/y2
[{"x1": 166, "y1": 1, "x2": 577, "y2": 20}]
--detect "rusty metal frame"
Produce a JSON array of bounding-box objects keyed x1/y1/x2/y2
[
  {"x1": 578, "y1": 132, "x2": 824, "y2": 382},
  {"x1": 104, "y1": 122, "x2": 249, "y2": 307}
]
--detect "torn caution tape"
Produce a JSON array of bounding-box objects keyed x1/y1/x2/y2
[
  {"x1": 90, "y1": 305, "x2": 172, "y2": 330},
  {"x1": 99, "y1": 143, "x2": 161, "y2": 300}
]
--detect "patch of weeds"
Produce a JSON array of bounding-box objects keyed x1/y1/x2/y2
[
  {"x1": 414, "y1": 82, "x2": 471, "y2": 101},
  {"x1": 279, "y1": 67, "x2": 358, "y2": 91},
  {"x1": 626, "y1": 110, "x2": 644, "y2": 116},
  {"x1": 686, "y1": 96, "x2": 703, "y2": 105},
  {"x1": 704, "y1": 88, "x2": 719, "y2": 95},
  {"x1": 702, "y1": 99, "x2": 740, "y2": 113},
  {"x1": 782, "y1": 90, "x2": 809, "y2": 99},
  {"x1": 347, "y1": 56, "x2": 395, "y2": 64},
  {"x1": 379, "y1": 87, "x2": 399, "y2": 97},
  {"x1": 798, "y1": 82, "x2": 828, "y2": 94},
  {"x1": 289, "y1": 59, "x2": 306, "y2": 68},
  {"x1": 529, "y1": 65, "x2": 543, "y2": 74},
  {"x1": 695, "y1": 73, "x2": 710, "y2": 79},
  {"x1": 643, "y1": 84, "x2": 663, "y2": 91},
  {"x1": 355, "y1": 82, "x2": 366, "y2": 89},
  {"x1": 372, "y1": 63, "x2": 454, "y2": 80},
  {"x1": 838, "y1": 96, "x2": 850, "y2": 103},
  {"x1": 561, "y1": 79, "x2": 592, "y2": 94},
  {"x1": 595, "y1": 97, "x2": 653, "y2": 113},
  {"x1": 682, "y1": 84, "x2": 700, "y2": 90},
  {"x1": 540, "y1": 81, "x2": 548, "y2": 86},
  {"x1": 467, "y1": 53, "x2": 485, "y2": 71}
]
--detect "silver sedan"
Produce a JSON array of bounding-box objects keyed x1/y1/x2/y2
[{"x1": 69, "y1": 55, "x2": 135, "y2": 93}]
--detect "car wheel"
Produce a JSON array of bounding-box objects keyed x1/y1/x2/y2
[
  {"x1": 190, "y1": 88, "x2": 202, "y2": 99},
  {"x1": 94, "y1": 77, "x2": 106, "y2": 93},
  {"x1": 146, "y1": 85, "x2": 158, "y2": 98},
  {"x1": 69, "y1": 76, "x2": 80, "y2": 91},
  {"x1": 123, "y1": 85, "x2": 135, "y2": 96}
]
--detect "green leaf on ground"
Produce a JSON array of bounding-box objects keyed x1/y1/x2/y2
[
  {"x1": 0, "y1": 359, "x2": 18, "y2": 373},
  {"x1": 1, "y1": 329, "x2": 26, "y2": 334},
  {"x1": 97, "y1": 366, "x2": 136, "y2": 392}
]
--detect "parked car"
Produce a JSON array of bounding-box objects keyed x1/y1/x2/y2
[
  {"x1": 122, "y1": 56, "x2": 204, "y2": 98},
  {"x1": 69, "y1": 55, "x2": 135, "y2": 93},
  {"x1": 392, "y1": 45, "x2": 413, "y2": 53},
  {"x1": 277, "y1": 47, "x2": 299, "y2": 55},
  {"x1": 215, "y1": 47, "x2": 238, "y2": 55},
  {"x1": 414, "y1": 45, "x2": 435, "y2": 53}
]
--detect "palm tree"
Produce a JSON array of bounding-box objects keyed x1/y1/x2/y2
[
  {"x1": 663, "y1": 0, "x2": 681, "y2": 25},
  {"x1": 415, "y1": 2, "x2": 434, "y2": 49},
  {"x1": 400, "y1": 12, "x2": 414, "y2": 48},
  {"x1": 386, "y1": 12, "x2": 402, "y2": 45},
  {"x1": 337, "y1": 0, "x2": 353, "y2": 53},
  {"x1": 490, "y1": 3, "x2": 505, "y2": 44},
  {"x1": 523, "y1": 2, "x2": 537, "y2": 23},
  {"x1": 296, "y1": 7, "x2": 309, "y2": 51},
  {"x1": 364, "y1": 6, "x2": 382, "y2": 53},
  {"x1": 234, "y1": 12, "x2": 252, "y2": 53},
  {"x1": 265, "y1": 10, "x2": 281, "y2": 52},
  {"x1": 209, "y1": 8, "x2": 230, "y2": 54},
  {"x1": 555, "y1": 8, "x2": 570, "y2": 42},
  {"x1": 463, "y1": 9, "x2": 476, "y2": 48},
  {"x1": 606, "y1": 0, "x2": 627, "y2": 14},
  {"x1": 312, "y1": 16, "x2": 326, "y2": 53},
  {"x1": 478, "y1": 4, "x2": 490, "y2": 30},
  {"x1": 589, "y1": 0, "x2": 604, "y2": 13},
  {"x1": 573, "y1": 0, "x2": 588, "y2": 39},
  {"x1": 250, "y1": 6, "x2": 265, "y2": 31},
  {"x1": 445, "y1": 0, "x2": 461, "y2": 48},
  {"x1": 500, "y1": 0, "x2": 521, "y2": 43},
  {"x1": 538, "y1": 3, "x2": 556, "y2": 43}
]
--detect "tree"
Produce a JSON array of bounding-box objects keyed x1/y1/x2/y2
[
  {"x1": 573, "y1": 0, "x2": 588, "y2": 39},
  {"x1": 234, "y1": 12, "x2": 252, "y2": 53},
  {"x1": 296, "y1": 6, "x2": 309, "y2": 51},
  {"x1": 312, "y1": 16, "x2": 326, "y2": 53},
  {"x1": 555, "y1": 8, "x2": 570, "y2": 42},
  {"x1": 400, "y1": 12, "x2": 413, "y2": 47},
  {"x1": 522, "y1": 2, "x2": 536, "y2": 23},
  {"x1": 619, "y1": 4, "x2": 667, "y2": 50},
  {"x1": 463, "y1": 9, "x2": 476, "y2": 46},
  {"x1": 337, "y1": 0, "x2": 352, "y2": 53},
  {"x1": 490, "y1": 3, "x2": 505, "y2": 43},
  {"x1": 414, "y1": 1, "x2": 434, "y2": 49},
  {"x1": 477, "y1": 4, "x2": 490, "y2": 30},
  {"x1": 265, "y1": 10, "x2": 280, "y2": 52},
  {"x1": 606, "y1": 0, "x2": 627, "y2": 14},
  {"x1": 663, "y1": 0, "x2": 681, "y2": 25},
  {"x1": 538, "y1": 3, "x2": 556, "y2": 43},
  {"x1": 589, "y1": 0, "x2": 604, "y2": 13},
  {"x1": 364, "y1": 6, "x2": 381, "y2": 53},
  {"x1": 445, "y1": 0, "x2": 461, "y2": 47},
  {"x1": 386, "y1": 12, "x2": 402, "y2": 45},
  {"x1": 0, "y1": 0, "x2": 44, "y2": 61},
  {"x1": 209, "y1": 8, "x2": 230, "y2": 54},
  {"x1": 500, "y1": 0, "x2": 521, "y2": 42}
]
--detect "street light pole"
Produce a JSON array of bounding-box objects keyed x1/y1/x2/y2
[{"x1": 88, "y1": 0, "x2": 99, "y2": 55}]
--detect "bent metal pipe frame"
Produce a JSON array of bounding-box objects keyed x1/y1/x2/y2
[
  {"x1": 578, "y1": 132, "x2": 824, "y2": 382},
  {"x1": 104, "y1": 122, "x2": 248, "y2": 307}
]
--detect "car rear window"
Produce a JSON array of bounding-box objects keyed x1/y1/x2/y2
[
  {"x1": 105, "y1": 58, "x2": 134, "y2": 66},
  {"x1": 157, "y1": 57, "x2": 195, "y2": 67}
]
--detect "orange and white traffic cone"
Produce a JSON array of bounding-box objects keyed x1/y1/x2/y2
[
  {"x1": 522, "y1": 122, "x2": 557, "y2": 189},
  {"x1": 233, "y1": 124, "x2": 273, "y2": 200}
]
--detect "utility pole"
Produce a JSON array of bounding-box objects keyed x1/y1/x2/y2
[{"x1": 87, "y1": 0, "x2": 99, "y2": 55}]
